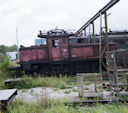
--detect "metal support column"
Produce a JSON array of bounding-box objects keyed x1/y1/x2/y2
[
  {"x1": 84, "y1": 29, "x2": 86, "y2": 36},
  {"x1": 99, "y1": 13, "x2": 102, "y2": 73},
  {"x1": 88, "y1": 24, "x2": 91, "y2": 43},
  {"x1": 92, "y1": 22, "x2": 95, "y2": 43},
  {"x1": 99, "y1": 11, "x2": 110, "y2": 73},
  {"x1": 104, "y1": 12, "x2": 109, "y2": 51}
]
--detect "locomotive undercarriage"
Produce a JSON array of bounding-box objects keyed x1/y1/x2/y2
[{"x1": 21, "y1": 59, "x2": 99, "y2": 76}]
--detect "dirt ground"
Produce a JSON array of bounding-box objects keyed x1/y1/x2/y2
[
  {"x1": 16, "y1": 87, "x2": 79, "y2": 102},
  {"x1": 15, "y1": 84, "x2": 114, "y2": 102}
]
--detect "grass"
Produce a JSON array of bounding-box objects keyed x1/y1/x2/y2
[
  {"x1": 0, "y1": 71, "x2": 7, "y2": 89},
  {"x1": 0, "y1": 78, "x2": 5, "y2": 89},
  {"x1": 1, "y1": 54, "x2": 128, "y2": 112},
  {"x1": 72, "y1": 88, "x2": 77, "y2": 92},
  {"x1": 0, "y1": 55, "x2": 75, "y2": 90},
  {"x1": 6, "y1": 99, "x2": 128, "y2": 113},
  {"x1": 3, "y1": 76, "x2": 77, "y2": 89},
  {"x1": 84, "y1": 87, "x2": 89, "y2": 90},
  {"x1": 64, "y1": 90, "x2": 72, "y2": 94}
]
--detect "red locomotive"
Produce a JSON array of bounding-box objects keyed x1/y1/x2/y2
[{"x1": 19, "y1": 29, "x2": 116, "y2": 75}]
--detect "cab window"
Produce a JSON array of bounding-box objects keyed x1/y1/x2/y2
[{"x1": 52, "y1": 39, "x2": 59, "y2": 48}]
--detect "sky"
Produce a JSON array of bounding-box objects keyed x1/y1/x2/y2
[{"x1": 0, "y1": 0, "x2": 127, "y2": 46}]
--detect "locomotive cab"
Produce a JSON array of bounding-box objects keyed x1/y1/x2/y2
[{"x1": 38, "y1": 29, "x2": 74, "y2": 61}]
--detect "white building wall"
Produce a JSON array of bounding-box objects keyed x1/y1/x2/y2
[{"x1": 6, "y1": 51, "x2": 18, "y2": 61}]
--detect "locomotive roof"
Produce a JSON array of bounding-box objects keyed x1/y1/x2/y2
[
  {"x1": 108, "y1": 30, "x2": 128, "y2": 35},
  {"x1": 38, "y1": 29, "x2": 74, "y2": 38}
]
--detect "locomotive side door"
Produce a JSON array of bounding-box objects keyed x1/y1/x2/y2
[
  {"x1": 48, "y1": 38, "x2": 62, "y2": 61},
  {"x1": 60, "y1": 38, "x2": 69, "y2": 59}
]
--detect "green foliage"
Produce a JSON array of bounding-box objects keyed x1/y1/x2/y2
[
  {"x1": 0, "y1": 54, "x2": 12, "y2": 78},
  {"x1": 8, "y1": 44, "x2": 17, "y2": 52},
  {"x1": 0, "y1": 54, "x2": 11, "y2": 70},
  {"x1": 64, "y1": 90, "x2": 71, "y2": 94},
  {"x1": 7, "y1": 100, "x2": 128, "y2": 113},
  {"x1": 5, "y1": 77, "x2": 33, "y2": 89},
  {"x1": 4, "y1": 76, "x2": 76, "y2": 89},
  {"x1": 33, "y1": 76, "x2": 75, "y2": 89},
  {"x1": 0, "y1": 77, "x2": 5, "y2": 89},
  {"x1": 72, "y1": 88, "x2": 77, "y2": 92},
  {"x1": 0, "y1": 45, "x2": 8, "y2": 54},
  {"x1": 0, "y1": 54, "x2": 19, "y2": 84},
  {"x1": 0, "y1": 44, "x2": 17, "y2": 54}
]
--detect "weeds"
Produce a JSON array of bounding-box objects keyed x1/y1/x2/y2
[
  {"x1": 0, "y1": 54, "x2": 12, "y2": 78},
  {"x1": 4, "y1": 76, "x2": 76, "y2": 89},
  {"x1": 72, "y1": 88, "x2": 77, "y2": 92},
  {"x1": 7, "y1": 99, "x2": 128, "y2": 113},
  {"x1": 0, "y1": 76, "x2": 5, "y2": 89},
  {"x1": 33, "y1": 76, "x2": 69, "y2": 89},
  {"x1": 5, "y1": 77, "x2": 33, "y2": 89},
  {"x1": 64, "y1": 90, "x2": 72, "y2": 94}
]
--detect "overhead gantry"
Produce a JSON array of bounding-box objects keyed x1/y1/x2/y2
[{"x1": 75, "y1": 0, "x2": 120, "y2": 73}]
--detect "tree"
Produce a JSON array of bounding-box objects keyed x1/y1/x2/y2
[
  {"x1": 0, "y1": 44, "x2": 17, "y2": 53},
  {"x1": 8, "y1": 44, "x2": 17, "y2": 52},
  {"x1": 0, "y1": 45, "x2": 8, "y2": 54}
]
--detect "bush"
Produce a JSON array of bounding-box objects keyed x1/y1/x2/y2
[
  {"x1": 0, "y1": 55, "x2": 11, "y2": 70},
  {"x1": 0, "y1": 77, "x2": 5, "y2": 89},
  {"x1": 5, "y1": 77, "x2": 33, "y2": 89},
  {"x1": 4, "y1": 76, "x2": 76, "y2": 90},
  {"x1": 33, "y1": 76, "x2": 68, "y2": 89},
  {"x1": 0, "y1": 54, "x2": 12, "y2": 89},
  {"x1": 0, "y1": 54, "x2": 12, "y2": 77}
]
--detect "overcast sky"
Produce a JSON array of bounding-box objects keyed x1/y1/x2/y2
[{"x1": 0, "y1": 0, "x2": 127, "y2": 46}]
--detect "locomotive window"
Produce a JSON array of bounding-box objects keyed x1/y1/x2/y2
[
  {"x1": 35, "y1": 38, "x2": 46, "y2": 46},
  {"x1": 78, "y1": 39, "x2": 84, "y2": 43},
  {"x1": 126, "y1": 38, "x2": 128, "y2": 44},
  {"x1": 41, "y1": 38, "x2": 46, "y2": 45},
  {"x1": 52, "y1": 39, "x2": 59, "y2": 48},
  {"x1": 117, "y1": 39, "x2": 125, "y2": 44}
]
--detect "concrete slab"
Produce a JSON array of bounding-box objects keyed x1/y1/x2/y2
[{"x1": 0, "y1": 89, "x2": 17, "y2": 104}]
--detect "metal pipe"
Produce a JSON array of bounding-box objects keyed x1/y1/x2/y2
[{"x1": 76, "y1": 0, "x2": 120, "y2": 35}]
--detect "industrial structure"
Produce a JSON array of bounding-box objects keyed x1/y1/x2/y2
[
  {"x1": 12, "y1": 0, "x2": 120, "y2": 75},
  {"x1": 70, "y1": 30, "x2": 128, "y2": 49},
  {"x1": 76, "y1": 0, "x2": 120, "y2": 73}
]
